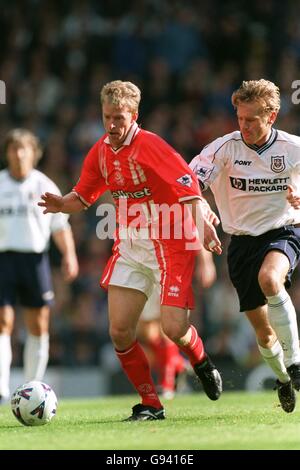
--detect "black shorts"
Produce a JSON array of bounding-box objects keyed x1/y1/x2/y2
[
  {"x1": 0, "y1": 251, "x2": 54, "y2": 308},
  {"x1": 227, "y1": 225, "x2": 300, "y2": 312}
]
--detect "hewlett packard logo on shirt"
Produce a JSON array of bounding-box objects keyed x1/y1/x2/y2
[
  {"x1": 230, "y1": 176, "x2": 289, "y2": 192},
  {"x1": 229, "y1": 177, "x2": 247, "y2": 191}
]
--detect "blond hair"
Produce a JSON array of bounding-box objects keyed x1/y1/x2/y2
[
  {"x1": 4, "y1": 128, "x2": 42, "y2": 164},
  {"x1": 100, "y1": 80, "x2": 141, "y2": 114},
  {"x1": 231, "y1": 79, "x2": 280, "y2": 115}
]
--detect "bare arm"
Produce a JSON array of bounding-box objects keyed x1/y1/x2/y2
[
  {"x1": 38, "y1": 191, "x2": 86, "y2": 214},
  {"x1": 52, "y1": 227, "x2": 79, "y2": 282},
  {"x1": 195, "y1": 248, "x2": 217, "y2": 289}
]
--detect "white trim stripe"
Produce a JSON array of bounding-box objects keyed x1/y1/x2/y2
[
  {"x1": 72, "y1": 191, "x2": 91, "y2": 208},
  {"x1": 153, "y1": 240, "x2": 168, "y2": 302},
  {"x1": 101, "y1": 243, "x2": 121, "y2": 286}
]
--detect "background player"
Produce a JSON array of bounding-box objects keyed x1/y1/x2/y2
[{"x1": 0, "y1": 129, "x2": 78, "y2": 402}]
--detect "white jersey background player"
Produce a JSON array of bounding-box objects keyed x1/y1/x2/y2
[
  {"x1": 190, "y1": 79, "x2": 300, "y2": 413},
  {"x1": 0, "y1": 129, "x2": 78, "y2": 402}
]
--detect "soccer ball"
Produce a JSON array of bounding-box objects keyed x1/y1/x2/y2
[{"x1": 11, "y1": 381, "x2": 57, "y2": 426}]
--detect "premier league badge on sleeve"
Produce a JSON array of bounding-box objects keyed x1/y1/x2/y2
[
  {"x1": 271, "y1": 155, "x2": 285, "y2": 173},
  {"x1": 176, "y1": 174, "x2": 193, "y2": 187}
]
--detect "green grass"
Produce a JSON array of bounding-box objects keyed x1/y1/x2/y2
[{"x1": 1, "y1": 391, "x2": 300, "y2": 450}]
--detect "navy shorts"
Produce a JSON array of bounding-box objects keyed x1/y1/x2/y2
[
  {"x1": 227, "y1": 225, "x2": 300, "y2": 312},
  {"x1": 0, "y1": 251, "x2": 54, "y2": 308}
]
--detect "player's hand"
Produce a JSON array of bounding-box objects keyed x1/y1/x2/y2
[
  {"x1": 38, "y1": 192, "x2": 64, "y2": 214},
  {"x1": 203, "y1": 219, "x2": 222, "y2": 255},
  {"x1": 287, "y1": 185, "x2": 300, "y2": 209}
]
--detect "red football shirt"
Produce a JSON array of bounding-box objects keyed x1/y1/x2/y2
[{"x1": 73, "y1": 122, "x2": 201, "y2": 244}]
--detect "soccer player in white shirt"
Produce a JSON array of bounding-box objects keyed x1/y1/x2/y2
[
  {"x1": 190, "y1": 79, "x2": 300, "y2": 413},
  {"x1": 0, "y1": 129, "x2": 79, "y2": 403}
]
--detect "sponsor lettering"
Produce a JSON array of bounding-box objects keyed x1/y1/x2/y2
[
  {"x1": 230, "y1": 176, "x2": 290, "y2": 192},
  {"x1": 248, "y1": 177, "x2": 289, "y2": 185},
  {"x1": 111, "y1": 188, "x2": 152, "y2": 199},
  {"x1": 234, "y1": 160, "x2": 252, "y2": 165},
  {"x1": 249, "y1": 185, "x2": 288, "y2": 192}
]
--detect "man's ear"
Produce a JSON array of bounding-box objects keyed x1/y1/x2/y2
[{"x1": 268, "y1": 111, "x2": 278, "y2": 125}]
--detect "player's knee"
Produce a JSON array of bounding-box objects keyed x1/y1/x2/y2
[
  {"x1": 109, "y1": 326, "x2": 134, "y2": 349},
  {"x1": 258, "y1": 268, "x2": 281, "y2": 296},
  {"x1": 256, "y1": 327, "x2": 275, "y2": 348},
  {"x1": 161, "y1": 324, "x2": 182, "y2": 343}
]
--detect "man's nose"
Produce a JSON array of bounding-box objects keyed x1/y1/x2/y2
[{"x1": 16, "y1": 149, "x2": 25, "y2": 160}]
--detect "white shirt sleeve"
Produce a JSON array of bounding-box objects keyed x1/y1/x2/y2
[{"x1": 189, "y1": 137, "x2": 228, "y2": 190}]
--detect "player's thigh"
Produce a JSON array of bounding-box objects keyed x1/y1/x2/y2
[
  {"x1": 108, "y1": 285, "x2": 147, "y2": 331},
  {"x1": 23, "y1": 306, "x2": 50, "y2": 335},
  {"x1": 0, "y1": 252, "x2": 17, "y2": 308},
  {"x1": 19, "y1": 253, "x2": 54, "y2": 308},
  {"x1": 259, "y1": 250, "x2": 290, "y2": 286},
  {"x1": 0, "y1": 305, "x2": 15, "y2": 333}
]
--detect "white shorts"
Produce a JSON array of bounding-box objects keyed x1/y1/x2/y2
[
  {"x1": 102, "y1": 238, "x2": 160, "y2": 298},
  {"x1": 101, "y1": 236, "x2": 196, "y2": 309},
  {"x1": 140, "y1": 286, "x2": 160, "y2": 321}
]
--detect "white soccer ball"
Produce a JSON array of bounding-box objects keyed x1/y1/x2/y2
[{"x1": 11, "y1": 381, "x2": 57, "y2": 426}]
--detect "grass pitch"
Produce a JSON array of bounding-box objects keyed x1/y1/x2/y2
[{"x1": 1, "y1": 391, "x2": 300, "y2": 450}]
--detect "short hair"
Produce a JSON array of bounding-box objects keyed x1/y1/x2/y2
[
  {"x1": 100, "y1": 80, "x2": 141, "y2": 114},
  {"x1": 231, "y1": 79, "x2": 280, "y2": 115},
  {"x1": 4, "y1": 128, "x2": 42, "y2": 164}
]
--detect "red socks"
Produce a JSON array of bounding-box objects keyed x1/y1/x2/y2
[
  {"x1": 178, "y1": 325, "x2": 206, "y2": 366},
  {"x1": 116, "y1": 341, "x2": 162, "y2": 409}
]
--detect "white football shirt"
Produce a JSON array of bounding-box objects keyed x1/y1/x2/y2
[
  {"x1": 0, "y1": 169, "x2": 70, "y2": 252},
  {"x1": 189, "y1": 128, "x2": 300, "y2": 236}
]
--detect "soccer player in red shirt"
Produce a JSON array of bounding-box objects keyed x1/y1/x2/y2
[{"x1": 39, "y1": 80, "x2": 222, "y2": 421}]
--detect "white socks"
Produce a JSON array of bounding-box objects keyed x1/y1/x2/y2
[
  {"x1": 0, "y1": 333, "x2": 12, "y2": 399},
  {"x1": 24, "y1": 333, "x2": 49, "y2": 382},
  {"x1": 267, "y1": 289, "x2": 300, "y2": 368},
  {"x1": 258, "y1": 341, "x2": 289, "y2": 383}
]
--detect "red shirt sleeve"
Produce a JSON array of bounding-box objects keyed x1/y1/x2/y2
[
  {"x1": 141, "y1": 132, "x2": 201, "y2": 201},
  {"x1": 73, "y1": 141, "x2": 108, "y2": 206}
]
